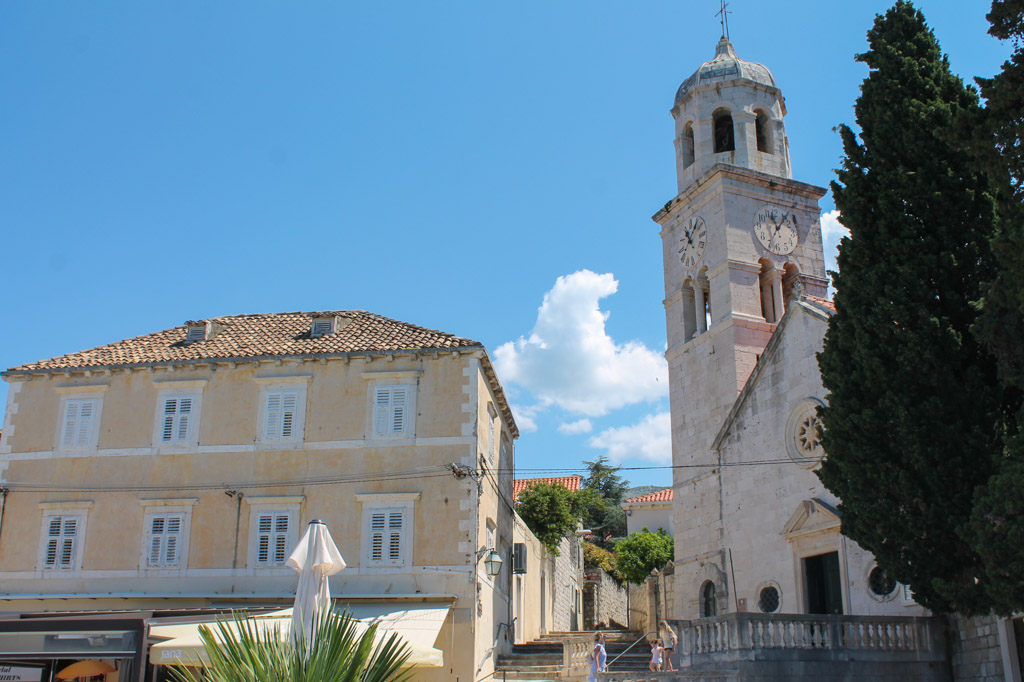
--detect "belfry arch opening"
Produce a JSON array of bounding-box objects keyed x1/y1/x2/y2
[
  {"x1": 713, "y1": 108, "x2": 735, "y2": 153},
  {"x1": 682, "y1": 122, "x2": 696, "y2": 168},
  {"x1": 755, "y1": 110, "x2": 773, "y2": 153},
  {"x1": 783, "y1": 263, "x2": 800, "y2": 305}
]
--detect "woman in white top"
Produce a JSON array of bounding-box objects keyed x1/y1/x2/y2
[{"x1": 660, "y1": 620, "x2": 678, "y2": 672}]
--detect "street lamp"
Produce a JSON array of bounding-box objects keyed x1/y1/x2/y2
[{"x1": 480, "y1": 548, "x2": 503, "y2": 577}]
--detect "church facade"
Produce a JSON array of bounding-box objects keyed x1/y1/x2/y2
[
  {"x1": 656, "y1": 35, "x2": 927, "y2": 623},
  {"x1": 646, "y1": 33, "x2": 1024, "y2": 682}
]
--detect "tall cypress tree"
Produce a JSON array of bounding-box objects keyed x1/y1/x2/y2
[
  {"x1": 970, "y1": 0, "x2": 1024, "y2": 614},
  {"x1": 817, "y1": 1, "x2": 1004, "y2": 615}
]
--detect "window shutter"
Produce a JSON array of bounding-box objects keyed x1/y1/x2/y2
[
  {"x1": 176, "y1": 398, "x2": 192, "y2": 441},
  {"x1": 374, "y1": 390, "x2": 391, "y2": 436},
  {"x1": 265, "y1": 394, "x2": 282, "y2": 439},
  {"x1": 257, "y1": 514, "x2": 272, "y2": 563},
  {"x1": 62, "y1": 403, "x2": 80, "y2": 446},
  {"x1": 45, "y1": 517, "x2": 62, "y2": 568},
  {"x1": 255, "y1": 512, "x2": 290, "y2": 566},
  {"x1": 75, "y1": 401, "x2": 93, "y2": 446},
  {"x1": 44, "y1": 516, "x2": 78, "y2": 570},
  {"x1": 273, "y1": 514, "x2": 289, "y2": 564},
  {"x1": 387, "y1": 512, "x2": 403, "y2": 562},
  {"x1": 162, "y1": 398, "x2": 177, "y2": 442},
  {"x1": 390, "y1": 387, "x2": 407, "y2": 435},
  {"x1": 513, "y1": 543, "x2": 527, "y2": 574},
  {"x1": 370, "y1": 512, "x2": 385, "y2": 562},
  {"x1": 165, "y1": 516, "x2": 182, "y2": 565},
  {"x1": 281, "y1": 393, "x2": 297, "y2": 438}
]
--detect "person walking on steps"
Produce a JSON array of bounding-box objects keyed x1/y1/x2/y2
[
  {"x1": 660, "y1": 619, "x2": 678, "y2": 672},
  {"x1": 588, "y1": 632, "x2": 607, "y2": 681}
]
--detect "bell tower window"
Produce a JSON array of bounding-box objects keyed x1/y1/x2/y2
[
  {"x1": 755, "y1": 111, "x2": 772, "y2": 153},
  {"x1": 713, "y1": 109, "x2": 735, "y2": 153},
  {"x1": 682, "y1": 122, "x2": 696, "y2": 168}
]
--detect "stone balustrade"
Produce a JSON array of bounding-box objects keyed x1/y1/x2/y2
[
  {"x1": 683, "y1": 612, "x2": 933, "y2": 656},
  {"x1": 662, "y1": 613, "x2": 951, "y2": 681}
]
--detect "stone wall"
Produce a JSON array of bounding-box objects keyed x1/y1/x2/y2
[
  {"x1": 584, "y1": 568, "x2": 629, "y2": 630},
  {"x1": 550, "y1": 535, "x2": 584, "y2": 632},
  {"x1": 949, "y1": 614, "x2": 1007, "y2": 681}
]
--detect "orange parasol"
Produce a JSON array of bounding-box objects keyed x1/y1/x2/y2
[{"x1": 55, "y1": 661, "x2": 116, "y2": 679}]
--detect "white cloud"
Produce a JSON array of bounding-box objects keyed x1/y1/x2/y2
[
  {"x1": 494, "y1": 270, "x2": 668, "y2": 417},
  {"x1": 588, "y1": 412, "x2": 671, "y2": 464},
  {"x1": 820, "y1": 210, "x2": 849, "y2": 284},
  {"x1": 509, "y1": 403, "x2": 540, "y2": 433},
  {"x1": 558, "y1": 419, "x2": 593, "y2": 435}
]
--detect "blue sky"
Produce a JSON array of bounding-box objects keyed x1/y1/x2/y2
[{"x1": 0, "y1": 1, "x2": 1012, "y2": 488}]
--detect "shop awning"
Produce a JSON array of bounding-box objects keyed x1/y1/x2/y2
[{"x1": 149, "y1": 603, "x2": 450, "y2": 669}]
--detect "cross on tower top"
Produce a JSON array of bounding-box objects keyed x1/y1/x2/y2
[{"x1": 716, "y1": 0, "x2": 732, "y2": 39}]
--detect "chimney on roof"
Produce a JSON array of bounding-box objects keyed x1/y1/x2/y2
[
  {"x1": 184, "y1": 321, "x2": 208, "y2": 343},
  {"x1": 310, "y1": 313, "x2": 351, "y2": 338}
]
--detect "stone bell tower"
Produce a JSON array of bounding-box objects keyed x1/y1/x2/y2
[{"x1": 654, "y1": 36, "x2": 829, "y2": 618}]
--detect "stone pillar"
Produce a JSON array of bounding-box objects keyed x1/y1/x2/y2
[
  {"x1": 760, "y1": 282, "x2": 774, "y2": 322},
  {"x1": 771, "y1": 273, "x2": 784, "y2": 322},
  {"x1": 694, "y1": 286, "x2": 707, "y2": 334}
]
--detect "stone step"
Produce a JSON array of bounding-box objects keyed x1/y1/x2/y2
[{"x1": 496, "y1": 655, "x2": 562, "y2": 666}]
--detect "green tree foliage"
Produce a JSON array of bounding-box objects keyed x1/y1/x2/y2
[
  {"x1": 581, "y1": 456, "x2": 630, "y2": 547},
  {"x1": 614, "y1": 529, "x2": 673, "y2": 585},
  {"x1": 169, "y1": 608, "x2": 413, "y2": 682},
  {"x1": 517, "y1": 483, "x2": 595, "y2": 555},
  {"x1": 818, "y1": 0, "x2": 1006, "y2": 615},
  {"x1": 582, "y1": 541, "x2": 623, "y2": 583},
  {"x1": 971, "y1": 0, "x2": 1024, "y2": 614}
]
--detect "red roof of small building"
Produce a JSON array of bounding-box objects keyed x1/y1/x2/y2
[
  {"x1": 803, "y1": 295, "x2": 836, "y2": 313},
  {"x1": 513, "y1": 475, "x2": 582, "y2": 501},
  {"x1": 623, "y1": 488, "x2": 673, "y2": 504}
]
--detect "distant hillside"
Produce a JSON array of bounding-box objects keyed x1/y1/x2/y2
[{"x1": 622, "y1": 484, "x2": 669, "y2": 501}]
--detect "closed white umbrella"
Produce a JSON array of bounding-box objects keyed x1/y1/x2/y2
[{"x1": 287, "y1": 519, "x2": 346, "y2": 645}]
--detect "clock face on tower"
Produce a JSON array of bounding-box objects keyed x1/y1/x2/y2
[
  {"x1": 679, "y1": 215, "x2": 707, "y2": 269},
  {"x1": 754, "y1": 206, "x2": 798, "y2": 255}
]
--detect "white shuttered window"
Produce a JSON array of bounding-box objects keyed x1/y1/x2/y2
[
  {"x1": 160, "y1": 396, "x2": 194, "y2": 443},
  {"x1": 367, "y1": 509, "x2": 406, "y2": 566},
  {"x1": 372, "y1": 385, "x2": 410, "y2": 438},
  {"x1": 255, "y1": 512, "x2": 291, "y2": 566},
  {"x1": 264, "y1": 390, "x2": 299, "y2": 441},
  {"x1": 42, "y1": 516, "x2": 80, "y2": 570},
  {"x1": 61, "y1": 399, "x2": 97, "y2": 448},
  {"x1": 147, "y1": 513, "x2": 184, "y2": 567}
]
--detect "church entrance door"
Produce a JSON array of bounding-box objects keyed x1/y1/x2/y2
[{"x1": 804, "y1": 551, "x2": 843, "y2": 614}]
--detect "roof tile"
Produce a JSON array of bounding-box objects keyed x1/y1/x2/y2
[
  {"x1": 7, "y1": 310, "x2": 481, "y2": 372},
  {"x1": 513, "y1": 475, "x2": 582, "y2": 501},
  {"x1": 623, "y1": 488, "x2": 673, "y2": 503}
]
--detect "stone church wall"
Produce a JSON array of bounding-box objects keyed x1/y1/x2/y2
[
  {"x1": 549, "y1": 535, "x2": 584, "y2": 632},
  {"x1": 714, "y1": 306, "x2": 930, "y2": 619}
]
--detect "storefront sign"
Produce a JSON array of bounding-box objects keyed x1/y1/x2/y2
[{"x1": 0, "y1": 665, "x2": 43, "y2": 682}]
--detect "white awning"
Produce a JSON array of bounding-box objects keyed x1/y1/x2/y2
[{"x1": 149, "y1": 603, "x2": 450, "y2": 669}]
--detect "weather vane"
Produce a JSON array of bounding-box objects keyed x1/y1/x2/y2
[{"x1": 716, "y1": 0, "x2": 732, "y2": 40}]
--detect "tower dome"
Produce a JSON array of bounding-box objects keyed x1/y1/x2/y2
[
  {"x1": 670, "y1": 37, "x2": 791, "y2": 193},
  {"x1": 674, "y1": 37, "x2": 777, "y2": 110}
]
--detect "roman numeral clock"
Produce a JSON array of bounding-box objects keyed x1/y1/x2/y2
[
  {"x1": 679, "y1": 215, "x2": 707, "y2": 268},
  {"x1": 753, "y1": 206, "x2": 798, "y2": 255}
]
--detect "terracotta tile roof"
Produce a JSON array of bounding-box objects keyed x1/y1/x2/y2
[
  {"x1": 803, "y1": 295, "x2": 836, "y2": 313},
  {"x1": 513, "y1": 475, "x2": 582, "y2": 501},
  {"x1": 6, "y1": 311, "x2": 482, "y2": 372},
  {"x1": 623, "y1": 488, "x2": 673, "y2": 504}
]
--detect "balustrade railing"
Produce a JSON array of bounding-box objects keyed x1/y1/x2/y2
[{"x1": 679, "y1": 613, "x2": 935, "y2": 657}]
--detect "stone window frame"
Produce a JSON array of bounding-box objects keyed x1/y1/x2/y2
[
  {"x1": 756, "y1": 579, "x2": 783, "y2": 613},
  {"x1": 37, "y1": 500, "x2": 94, "y2": 576},
  {"x1": 785, "y1": 398, "x2": 826, "y2": 468},
  {"x1": 865, "y1": 563, "x2": 900, "y2": 603},
  {"x1": 139, "y1": 498, "x2": 197, "y2": 574}
]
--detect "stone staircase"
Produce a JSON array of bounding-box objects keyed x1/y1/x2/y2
[{"x1": 493, "y1": 630, "x2": 648, "y2": 681}]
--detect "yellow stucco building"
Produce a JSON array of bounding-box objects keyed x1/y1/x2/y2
[{"x1": 0, "y1": 310, "x2": 532, "y2": 681}]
